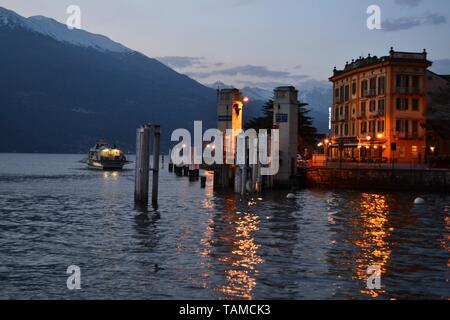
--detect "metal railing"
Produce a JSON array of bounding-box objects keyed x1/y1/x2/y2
[
  {"x1": 363, "y1": 89, "x2": 377, "y2": 97},
  {"x1": 396, "y1": 87, "x2": 424, "y2": 95}
]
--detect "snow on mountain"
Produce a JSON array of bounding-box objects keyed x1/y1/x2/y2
[
  {"x1": 0, "y1": 6, "x2": 24, "y2": 25},
  {"x1": 207, "y1": 82, "x2": 272, "y2": 101},
  {"x1": 241, "y1": 87, "x2": 273, "y2": 101},
  {"x1": 0, "y1": 6, "x2": 130, "y2": 53},
  {"x1": 208, "y1": 81, "x2": 234, "y2": 90}
]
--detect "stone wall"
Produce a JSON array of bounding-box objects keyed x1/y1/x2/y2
[{"x1": 306, "y1": 167, "x2": 449, "y2": 191}]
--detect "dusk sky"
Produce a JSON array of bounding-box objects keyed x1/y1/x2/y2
[{"x1": 1, "y1": 0, "x2": 450, "y2": 89}]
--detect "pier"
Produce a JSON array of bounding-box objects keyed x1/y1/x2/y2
[{"x1": 306, "y1": 166, "x2": 449, "y2": 191}]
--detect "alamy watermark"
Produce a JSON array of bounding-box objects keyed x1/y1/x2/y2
[
  {"x1": 171, "y1": 121, "x2": 280, "y2": 176},
  {"x1": 367, "y1": 5, "x2": 382, "y2": 30},
  {"x1": 66, "y1": 5, "x2": 82, "y2": 30},
  {"x1": 366, "y1": 265, "x2": 381, "y2": 290},
  {"x1": 66, "y1": 265, "x2": 81, "y2": 290}
]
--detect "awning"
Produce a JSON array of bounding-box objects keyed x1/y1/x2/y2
[{"x1": 330, "y1": 144, "x2": 359, "y2": 148}]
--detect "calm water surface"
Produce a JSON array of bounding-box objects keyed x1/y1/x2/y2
[{"x1": 0, "y1": 154, "x2": 448, "y2": 299}]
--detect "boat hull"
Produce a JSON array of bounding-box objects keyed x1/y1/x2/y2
[{"x1": 87, "y1": 160, "x2": 126, "y2": 171}]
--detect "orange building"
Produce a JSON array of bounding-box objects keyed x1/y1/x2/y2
[{"x1": 329, "y1": 48, "x2": 432, "y2": 164}]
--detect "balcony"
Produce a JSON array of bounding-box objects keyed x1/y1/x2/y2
[
  {"x1": 335, "y1": 96, "x2": 343, "y2": 103},
  {"x1": 357, "y1": 112, "x2": 366, "y2": 119},
  {"x1": 363, "y1": 89, "x2": 376, "y2": 97},
  {"x1": 376, "y1": 110, "x2": 385, "y2": 117},
  {"x1": 397, "y1": 133, "x2": 423, "y2": 140},
  {"x1": 410, "y1": 87, "x2": 424, "y2": 95},
  {"x1": 396, "y1": 87, "x2": 424, "y2": 95}
]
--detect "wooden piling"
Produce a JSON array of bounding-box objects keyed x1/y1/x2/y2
[
  {"x1": 234, "y1": 166, "x2": 242, "y2": 193},
  {"x1": 151, "y1": 125, "x2": 160, "y2": 207},
  {"x1": 200, "y1": 176, "x2": 207, "y2": 188},
  {"x1": 135, "y1": 125, "x2": 150, "y2": 204},
  {"x1": 135, "y1": 124, "x2": 160, "y2": 207},
  {"x1": 168, "y1": 148, "x2": 174, "y2": 172}
]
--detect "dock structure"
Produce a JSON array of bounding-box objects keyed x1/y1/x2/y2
[
  {"x1": 214, "y1": 88, "x2": 244, "y2": 188},
  {"x1": 168, "y1": 86, "x2": 305, "y2": 192},
  {"x1": 272, "y1": 86, "x2": 299, "y2": 188},
  {"x1": 135, "y1": 124, "x2": 161, "y2": 207}
]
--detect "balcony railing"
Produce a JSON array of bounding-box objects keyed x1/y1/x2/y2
[
  {"x1": 363, "y1": 89, "x2": 376, "y2": 97},
  {"x1": 396, "y1": 87, "x2": 424, "y2": 95},
  {"x1": 357, "y1": 112, "x2": 366, "y2": 118},
  {"x1": 397, "y1": 133, "x2": 423, "y2": 140},
  {"x1": 411, "y1": 88, "x2": 424, "y2": 95}
]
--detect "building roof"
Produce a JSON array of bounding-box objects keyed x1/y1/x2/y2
[
  {"x1": 218, "y1": 88, "x2": 240, "y2": 93},
  {"x1": 427, "y1": 70, "x2": 450, "y2": 82},
  {"x1": 275, "y1": 86, "x2": 297, "y2": 91},
  {"x1": 330, "y1": 47, "x2": 432, "y2": 80}
]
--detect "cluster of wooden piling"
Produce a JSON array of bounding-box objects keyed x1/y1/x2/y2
[
  {"x1": 167, "y1": 148, "x2": 204, "y2": 185},
  {"x1": 170, "y1": 163, "x2": 201, "y2": 181}
]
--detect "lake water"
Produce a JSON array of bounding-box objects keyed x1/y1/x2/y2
[{"x1": 0, "y1": 153, "x2": 448, "y2": 300}]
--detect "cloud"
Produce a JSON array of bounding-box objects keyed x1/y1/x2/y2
[
  {"x1": 431, "y1": 59, "x2": 450, "y2": 74},
  {"x1": 383, "y1": 12, "x2": 446, "y2": 31},
  {"x1": 394, "y1": 0, "x2": 423, "y2": 7},
  {"x1": 156, "y1": 56, "x2": 205, "y2": 69},
  {"x1": 234, "y1": 80, "x2": 293, "y2": 89},
  {"x1": 186, "y1": 65, "x2": 309, "y2": 81}
]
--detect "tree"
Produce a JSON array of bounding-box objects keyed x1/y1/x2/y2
[
  {"x1": 245, "y1": 99, "x2": 274, "y2": 131},
  {"x1": 245, "y1": 99, "x2": 318, "y2": 153},
  {"x1": 297, "y1": 101, "x2": 318, "y2": 153}
]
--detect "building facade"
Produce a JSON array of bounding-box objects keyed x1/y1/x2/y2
[{"x1": 329, "y1": 48, "x2": 432, "y2": 164}]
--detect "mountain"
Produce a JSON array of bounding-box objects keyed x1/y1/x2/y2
[
  {"x1": 0, "y1": 7, "x2": 130, "y2": 53},
  {"x1": 299, "y1": 83, "x2": 332, "y2": 133},
  {"x1": 208, "y1": 81, "x2": 234, "y2": 90},
  {"x1": 241, "y1": 87, "x2": 273, "y2": 102},
  {"x1": 0, "y1": 7, "x2": 217, "y2": 153}
]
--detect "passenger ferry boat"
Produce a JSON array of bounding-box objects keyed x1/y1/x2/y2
[{"x1": 85, "y1": 140, "x2": 129, "y2": 170}]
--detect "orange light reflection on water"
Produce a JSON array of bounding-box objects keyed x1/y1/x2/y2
[
  {"x1": 352, "y1": 193, "x2": 392, "y2": 298},
  {"x1": 216, "y1": 211, "x2": 263, "y2": 300},
  {"x1": 196, "y1": 188, "x2": 263, "y2": 300}
]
